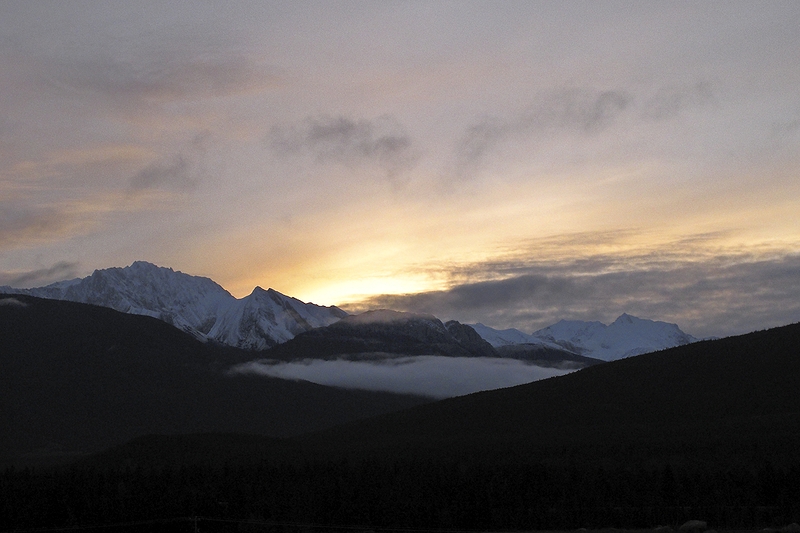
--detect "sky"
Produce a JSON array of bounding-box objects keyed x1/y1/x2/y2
[{"x1": 1, "y1": 1, "x2": 799, "y2": 339}]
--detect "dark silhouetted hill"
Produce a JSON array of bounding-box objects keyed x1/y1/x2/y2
[
  {"x1": 287, "y1": 321, "x2": 800, "y2": 467},
  {"x1": 0, "y1": 294, "x2": 430, "y2": 467},
  {"x1": 6, "y1": 315, "x2": 800, "y2": 532}
]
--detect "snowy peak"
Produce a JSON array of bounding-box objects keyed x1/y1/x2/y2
[
  {"x1": 0, "y1": 261, "x2": 346, "y2": 350},
  {"x1": 530, "y1": 314, "x2": 699, "y2": 361},
  {"x1": 468, "y1": 323, "x2": 566, "y2": 352},
  {"x1": 472, "y1": 314, "x2": 699, "y2": 362},
  {"x1": 209, "y1": 285, "x2": 347, "y2": 349}
]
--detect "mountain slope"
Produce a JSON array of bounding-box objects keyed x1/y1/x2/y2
[
  {"x1": 288, "y1": 321, "x2": 800, "y2": 465},
  {"x1": 0, "y1": 294, "x2": 429, "y2": 467},
  {"x1": 62, "y1": 322, "x2": 800, "y2": 531},
  {"x1": 0, "y1": 261, "x2": 346, "y2": 349}
]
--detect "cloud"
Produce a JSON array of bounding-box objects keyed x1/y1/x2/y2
[
  {"x1": 641, "y1": 81, "x2": 715, "y2": 121},
  {"x1": 130, "y1": 155, "x2": 194, "y2": 191},
  {"x1": 269, "y1": 114, "x2": 419, "y2": 181},
  {"x1": 346, "y1": 249, "x2": 800, "y2": 339},
  {"x1": 129, "y1": 132, "x2": 211, "y2": 192},
  {"x1": 454, "y1": 88, "x2": 632, "y2": 178},
  {"x1": 0, "y1": 261, "x2": 79, "y2": 288},
  {"x1": 454, "y1": 82, "x2": 714, "y2": 178},
  {"x1": 0, "y1": 205, "x2": 81, "y2": 248},
  {"x1": 0, "y1": 297, "x2": 27, "y2": 307},
  {"x1": 230, "y1": 356, "x2": 573, "y2": 399},
  {"x1": 45, "y1": 50, "x2": 277, "y2": 107}
]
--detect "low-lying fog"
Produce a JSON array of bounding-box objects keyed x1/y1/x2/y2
[{"x1": 230, "y1": 356, "x2": 576, "y2": 398}]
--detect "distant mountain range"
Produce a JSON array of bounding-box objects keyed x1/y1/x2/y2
[
  {"x1": 2, "y1": 261, "x2": 700, "y2": 359},
  {"x1": 4, "y1": 285, "x2": 800, "y2": 530},
  {"x1": 0, "y1": 261, "x2": 346, "y2": 350},
  {"x1": 472, "y1": 313, "x2": 700, "y2": 361}
]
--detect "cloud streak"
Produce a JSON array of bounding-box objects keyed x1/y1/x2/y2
[
  {"x1": 0, "y1": 261, "x2": 79, "y2": 288},
  {"x1": 454, "y1": 83, "x2": 714, "y2": 178},
  {"x1": 0, "y1": 205, "x2": 83, "y2": 248},
  {"x1": 269, "y1": 115, "x2": 419, "y2": 181},
  {"x1": 347, "y1": 249, "x2": 800, "y2": 339},
  {"x1": 230, "y1": 356, "x2": 573, "y2": 399},
  {"x1": 45, "y1": 50, "x2": 278, "y2": 108}
]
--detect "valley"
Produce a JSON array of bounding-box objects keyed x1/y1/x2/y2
[{"x1": 2, "y1": 264, "x2": 798, "y2": 531}]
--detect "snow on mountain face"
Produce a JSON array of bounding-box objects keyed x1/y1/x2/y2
[
  {"x1": 530, "y1": 313, "x2": 699, "y2": 361},
  {"x1": 468, "y1": 323, "x2": 567, "y2": 352},
  {"x1": 0, "y1": 261, "x2": 346, "y2": 350},
  {"x1": 207, "y1": 286, "x2": 346, "y2": 349}
]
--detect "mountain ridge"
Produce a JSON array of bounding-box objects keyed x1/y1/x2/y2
[
  {"x1": 2, "y1": 261, "x2": 701, "y2": 359},
  {"x1": 473, "y1": 313, "x2": 700, "y2": 361},
  {"x1": 0, "y1": 293, "x2": 430, "y2": 467},
  {"x1": 0, "y1": 261, "x2": 346, "y2": 350}
]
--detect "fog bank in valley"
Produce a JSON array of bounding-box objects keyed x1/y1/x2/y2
[{"x1": 231, "y1": 356, "x2": 574, "y2": 399}]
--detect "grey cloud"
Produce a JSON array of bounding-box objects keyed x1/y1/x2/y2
[
  {"x1": 269, "y1": 115, "x2": 418, "y2": 180},
  {"x1": 130, "y1": 155, "x2": 195, "y2": 191},
  {"x1": 230, "y1": 356, "x2": 573, "y2": 399},
  {"x1": 771, "y1": 117, "x2": 800, "y2": 139},
  {"x1": 455, "y1": 88, "x2": 633, "y2": 177},
  {"x1": 456, "y1": 118, "x2": 509, "y2": 171},
  {"x1": 0, "y1": 205, "x2": 76, "y2": 248},
  {"x1": 45, "y1": 51, "x2": 277, "y2": 109},
  {"x1": 532, "y1": 89, "x2": 633, "y2": 133},
  {"x1": 347, "y1": 253, "x2": 800, "y2": 340},
  {"x1": 0, "y1": 261, "x2": 79, "y2": 288},
  {"x1": 454, "y1": 82, "x2": 714, "y2": 178},
  {"x1": 641, "y1": 81, "x2": 715, "y2": 121},
  {"x1": 129, "y1": 132, "x2": 211, "y2": 191}
]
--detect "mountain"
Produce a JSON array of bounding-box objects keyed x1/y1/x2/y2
[
  {"x1": 475, "y1": 313, "x2": 699, "y2": 361},
  {"x1": 49, "y1": 322, "x2": 800, "y2": 532},
  {"x1": 0, "y1": 261, "x2": 346, "y2": 350},
  {"x1": 263, "y1": 309, "x2": 499, "y2": 360},
  {"x1": 531, "y1": 313, "x2": 699, "y2": 360},
  {"x1": 471, "y1": 322, "x2": 559, "y2": 348},
  {"x1": 0, "y1": 294, "x2": 430, "y2": 467},
  {"x1": 288, "y1": 320, "x2": 800, "y2": 465}
]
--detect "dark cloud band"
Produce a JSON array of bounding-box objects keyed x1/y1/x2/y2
[{"x1": 346, "y1": 252, "x2": 800, "y2": 339}]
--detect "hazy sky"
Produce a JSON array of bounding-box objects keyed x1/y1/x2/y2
[{"x1": 1, "y1": 1, "x2": 799, "y2": 338}]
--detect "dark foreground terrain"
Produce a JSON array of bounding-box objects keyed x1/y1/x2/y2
[{"x1": 2, "y1": 294, "x2": 799, "y2": 531}]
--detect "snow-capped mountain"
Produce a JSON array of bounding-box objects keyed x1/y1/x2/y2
[
  {"x1": 0, "y1": 261, "x2": 346, "y2": 350},
  {"x1": 531, "y1": 313, "x2": 699, "y2": 361},
  {"x1": 469, "y1": 323, "x2": 566, "y2": 351},
  {"x1": 473, "y1": 314, "x2": 699, "y2": 361}
]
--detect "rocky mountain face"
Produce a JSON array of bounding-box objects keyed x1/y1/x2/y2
[{"x1": 0, "y1": 261, "x2": 346, "y2": 350}]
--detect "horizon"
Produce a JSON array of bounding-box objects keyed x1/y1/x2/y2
[
  {"x1": 1, "y1": 2, "x2": 799, "y2": 339},
  {"x1": 0, "y1": 258, "x2": 768, "y2": 341}
]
